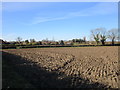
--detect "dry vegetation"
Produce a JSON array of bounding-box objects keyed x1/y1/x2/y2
[{"x1": 2, "y1": 46, "x2": 119, "y2": 88}]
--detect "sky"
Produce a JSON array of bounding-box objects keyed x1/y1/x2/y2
[{"x1": 2, "y1": 2, "x2": 118, "y2": 41}]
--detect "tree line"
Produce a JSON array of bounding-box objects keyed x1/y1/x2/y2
[{"x1": 1, "y1": 27, "x2": 119, "y2": 47}]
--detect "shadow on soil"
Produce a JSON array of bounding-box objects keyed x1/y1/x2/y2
[{"x1": 2, "y1": 51, "x2": 110, "y2": 89}]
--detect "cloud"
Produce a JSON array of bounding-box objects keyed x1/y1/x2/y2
[
  {"x1": 32, "y1": 16, "x2": 68, "y2": 24},
  {"x1": 31, "y1": 10, "x2": 91, "y2": 24},
  {"x1": 28, "y1": 2, "x2": 118, "y2": 25}
]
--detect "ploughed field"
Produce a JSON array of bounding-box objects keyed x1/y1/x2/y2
[{"x1": 2, "y1": 46, "x2": 119, "y2": 88}]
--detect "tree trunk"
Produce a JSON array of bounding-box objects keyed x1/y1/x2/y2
[
  {"x1": 101, "y1": 40, "x2": 105, "y2": 45},
  {"x1": 96, "y1": 41, "x2": 99, "y2": 45},
  {"x1": 112, "y1": 39, "x2": 114, "y2": 45}
]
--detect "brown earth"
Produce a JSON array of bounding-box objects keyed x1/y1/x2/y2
[{"x1": 2, "y1": 46, "x2": 119, "y2": 88}]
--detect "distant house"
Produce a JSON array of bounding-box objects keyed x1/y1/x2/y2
[
  {"x1": 64, "y1": 41, "x2": 73, "y2": 45},
  {"x1": 41, "y1": 41, "x2": 48, "y2": 45},
  {"x1": 22, "y1": 42, "x2": 27, "y2": 45},
  {"x1": 49, "y1": 41, "x2": 56, "y2": 45}
]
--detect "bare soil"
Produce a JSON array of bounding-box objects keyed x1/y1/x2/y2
[{"x1": 2, "y1": 46, "x2": 119, "y2": 88}]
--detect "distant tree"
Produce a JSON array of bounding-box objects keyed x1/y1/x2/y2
[
  {"x1": 72, "y1": 38, "x2": 85, "y2": 43},
  {"x1": 83, "y1": 37, "x2": 86, "y2": 43},
  {"x1": 79, "y1": 39, "x2": 85, "y2": 43},
  {"x1": 25, "y1": 40, "x2": 29, "y2": 44},
  {"x1": 16, "y1": 37, "x2": 22, "y2": 44},
  {"x1": 108, "y1": 28, "x2": 118, "y2": 45},
  {"x1": 38, "y1": 41, "x2": 42, "y2": 45},
  {"x1": 56, "y1": 42, "x2": 59, "y2": 45},
  {"x1": 60, "y1": 40, "x2": 64, "y2": 45},
  {"x1": 29, "y1": 39, "x2": 36, "y2": 45},
  {"x1": 72, "y1": 39, "x2": 76, "y2": 43},
  {"x1": 30, "y1": 39, "x2": 36, "y2": 43},
  {"x1": 76, "y1": 39, "x2": 80, "y2": 43},
  {"x1": 46, "y1": 38, "x2": 48, "y2": 42}
]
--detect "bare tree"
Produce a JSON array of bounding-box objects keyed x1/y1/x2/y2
[
  {"x1": 108, "y1": 28, "x2": 118, "y2": 45},
  {"x1": 30, "y1": 39, "x2": 36, "y2": 43},
  {"x1": 99, "y1": 28, "x2": 107, "y2": 45},
  {"x1": 91, "y1": 28, "x2": 107, "y2": 45},
  {"x1": 83, "y1": 36, "x2": 86, "y2": 44},
  {"x1": 91, "y1": 28, "x2": 100, "y2": 45},
  {"x1": 16, "y1": 37, "x2": 22, "y2": 44}
]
